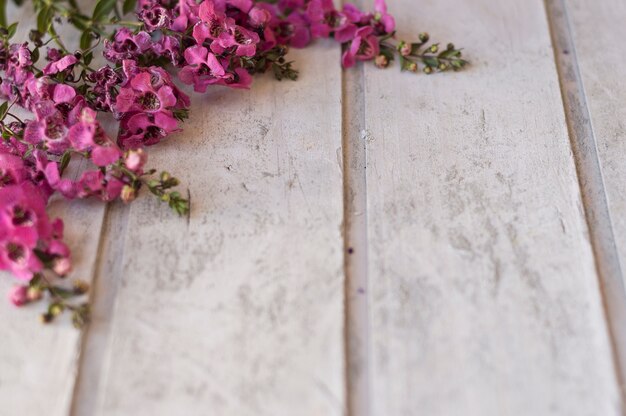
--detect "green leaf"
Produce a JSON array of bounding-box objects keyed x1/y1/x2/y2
[
  {"x1": 6, "y1": 22, "x2": 17, "y2": 38},
  {"x1": 37, "y1": 7, "x2": 53, "y2": 33},
  {"x1": 122, "y1": 0, "x2": 137, "y2": 15},
  {"x1": 92, "y1": 0, "x2": 116, "y2": 23},
  {"x1": 0, "y1": 0, "x2": 7, "y2": 29},
  {"x1": 59, "y1": 151, "x2": 72, "y2": 174},
  {"x1": 80, "y1": 31, "x2": 93, "y2": 50},
  {"x1": 0, "y1": 101, "x2": 8, "y2": 120}
]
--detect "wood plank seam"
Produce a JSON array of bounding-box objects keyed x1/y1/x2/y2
[
  {"x1": 342, "y1": 60, "x2": 372, "y2": 416},
  {"x1": 69, "y1": 202, "x2": 131, "y2": 416},
  {"x1": 545, "y1": 0, "x2": 626, "y2": 408}
]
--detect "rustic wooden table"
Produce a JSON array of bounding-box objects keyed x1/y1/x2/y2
[{"x1": 2, "y1": 0, "x2": 626, "y2": 415}]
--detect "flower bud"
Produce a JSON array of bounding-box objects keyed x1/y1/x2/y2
[
  {"x1": 375, "y1": 55, "x2": 389, "y2": 68},
  {"x1": 124, "y1": 148, "x2": 147, "y2": 173},
  {"x1": 408, "y1": 62, "x2": 418, "y2": 72},
  {"x1": 49, "y1": 303, "x2": 64, "y2": 316},
  {"x1": 27, "y1": 286, "x2": 43, "y2": 301},
  {"x1": 53, "y1": 257, "x2": 72, "y2": 276},
  {"x1": 419, "y1": 32, "x2": 429, "y2": 42},
  {"x1": 121, "y1": 185, "x2": 137, "y2": 203},
  {"x1": 40, "y1": 313, "x2": 53, "y2": 323},
  {"x1": 8, "y1": 285, "x2": 29, "y2": 307},
  {"x1": 424, "y1": 66, "x2": 433, "y2": 74},
  {"x1": 73, "y1": 280, "x2": 89, "y2": 295},
  {"x1": 399, "y1": 42, "x2": 412, "y2": 57}
]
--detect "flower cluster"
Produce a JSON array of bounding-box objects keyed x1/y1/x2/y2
[{"x1": 0, "y1": 0, "x2": 467, "y2": 325}]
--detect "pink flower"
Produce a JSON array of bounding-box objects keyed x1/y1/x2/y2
[
  {"x1": 213, "y1": 25, "x2": 260, "y2": 57},
  {"x1": 23, "y1": 102, "x2": 69, "y2": 154},
  {"x1": 42, "y1": 54, "x2": 78, "y2": 75},
  {"x1": 248, "y1": 6, "x2": 271, "y2": 27},
  {"x1": 373, "y1": 0, "x2": 395, "y2": 34},
  {"x1": 0, "y1": 182, "x2": 63, "y2": 280},
  {"x1": 273, "y1": 13, "x2": 311, "y2": 48},
  {"x1": 194, "y1": 1, "x2": 231, "y2": 45},
  {"x1": 124, "y1": 148, "x2": 148, "y2": 173},
  {"x1": 0, "y1": 153, "x2": 27, "y2": 188},
  {"x1": 8, "y1": 285, "x2": 29, "y2": 306},
  {"x1": 66, "y1": 108, "x2": 122, "y2": 166},
  {"x1": 307, "y1": 0, "x2": 356, "y2": 42},
  {"x1": 138, "y1": 6, "x2": 172, "y2": 32},
  {"x1": 341, "y1": 26, "x2": 380, "y2": 68},
  {"x1": 118, "y1": 112, "x2": 179, "y2": 148},
  {"x1": 179, "y1": 45, "x2": 227, "y2": 92},
  {"x1": 103, "y1": 28, "x2": 152, "y2": 63}
]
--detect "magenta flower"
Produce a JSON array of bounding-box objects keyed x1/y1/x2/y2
[
  {"x1": 118, "y1": 112, "x2": 178, "y2": 149},
  {"x1": 103, "y1": 28, "x2": 152, "y2": 63},
  {"x1": 307, "y1": 0, "x2": 356, "y2": 42},
  {"x1": 23, "y1": 102, "x2": 69, "y2": 154},
  {"x1": 248, "y1": 5, "x2": 272, "y2": 27},
  {"x1": 0, "y1": 153, "x2": 27, "y2": 188},
  {"x1": 213, "y1": 25, "x2": 260, "y2": 57},
  {"x1": 8, "y1": 285, "x2": 29, "y2": 306},
  {"x1": 194, "y1": 0, "x2": 231, "y2": 45},
  {"x1": 179, "y1": 45, "x2": 227, "y2": 92},
  {"x1": 341, "y1": 26, "x2": 380, "y2": 68},
  {"x1": 66, "y1": 108, "x2": 122, "y2": 166},
  {"x1": 0, "y1": 182, "x2": 64, "y2": 280},
  {"x1": 138, "y1": 6, "x2": 172, "y2": 32},
  {"x1": 273, "y1": 12, "x2": 311, "y2": 48},
  {"x1": 42, "y1": 54, "x2": 78, "y2": 76},
  {"x1": 373, "y1": 0, "x2": 395, "y2": 34}
]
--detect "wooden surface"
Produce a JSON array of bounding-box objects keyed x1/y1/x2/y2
[{"x1": 2, "y1": 0, "x2": 626, "y2": 415}]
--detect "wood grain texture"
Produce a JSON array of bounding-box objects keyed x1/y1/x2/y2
[
  {"x1": 361, "y1": 0, "x2": 622, "y2": 414},
  {"x1": 74, "y1": 45, "x2": 346, "y2": 415},
  {"x1": 565, "y1": 0, "x2": 626, "y2": 396},
  {"x1": 0, "y1": 3, "x2": 108, "y2": 416}
]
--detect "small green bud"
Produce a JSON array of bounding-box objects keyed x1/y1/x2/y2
[
  {"x1": 418, "y1": 32, "x2": 429, "y2": 42},
  {"x1": 429, "y1": 44, "x2": 439, "y2": 53},
  {"x1": 438, "y1": 63, "x2": 448, "y2": 71},
  {"x1": 424, "y1": 66, "x2": 433, "y2": 74},
  {"x1": 447, "y1": 43, "x2": 455, "y2": 51},
  {"x1": 49, "y1": 303, "x2": 64, "y2": 316}
]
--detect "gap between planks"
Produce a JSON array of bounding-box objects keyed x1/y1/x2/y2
[
  {"x1": 545, "y1": 0, "x2": 626, "y2": 408},
  {"x1": 342, "y1": 60, "x2": 371, "y2": 416},
  {"x1": 69, "y1": 202, "x2": 131, "y2": 416}
]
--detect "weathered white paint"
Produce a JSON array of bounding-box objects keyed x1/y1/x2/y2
[
  {"x1": 0, "y1": 3, "x2": 108, "y2": 416},
  {"x1": 545, "y1": 0, "x2": 626, "y2": 402},
  {"x1": 72, "y1": 44, "x2": 346, "y2": 415},
  {"x1": 360, "y1": 0, "x2": 622, "y2": 414},
  {"x1": 4, "y1": 0, "x2": 626, "y2": 415}
]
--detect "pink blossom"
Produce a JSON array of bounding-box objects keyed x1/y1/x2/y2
[
  {"x1": 0, "y1": 182, "x2": 66, "y2": 280},
  {"x1": 118, "y1": 112, "x2": 179, "y2": 148},
  {"x1": 341, "y1": 26, "x2": 380, "y2": 68},
  {"x1": 373, "y1": 0, "x2": 395, "y2": 34},
  {"x1": 103, "y1": 29, "x2": 152, "y2": 63},
  {"x1": 42, "y1": 54, "x2": 78, "y2": 76},
  {"x1": 8, "y1": 285, "x2": 29, "y2": 306},
  {"x1": 307, "y1": 0, "x2": 356, "y2": 42},
  {"x1": 66, "y1": 108, "x2": 122, "y2": 166}
]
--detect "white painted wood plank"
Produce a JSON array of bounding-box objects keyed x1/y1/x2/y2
[
  {"x1": 77, "y1": 45, "x2": 345, "y2": 415},
  {"x1": 0, "y1": 3, "x2": 107, "y2": 415},
  {"x1": 544, "y1": 0, "x2": 626, "y2": 401},
  {"x1": 566, "y1": 0, "x2": 626, "y2": 376},
  {"x1": 361, "y1": 0, "x2": 622, "y2": 414},
  {"x1": 567, "y1": 1, "x2": 626, "y2": 247}
]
